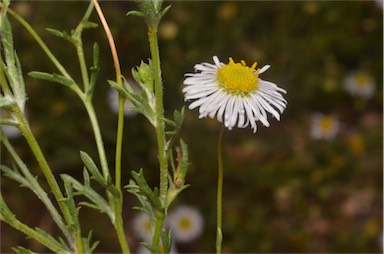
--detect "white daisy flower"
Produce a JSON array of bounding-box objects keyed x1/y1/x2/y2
[
  {"x1": 168, "y1": 206, "x2": 204, "y2": 243},
  {"x1": 132, "y1": 212, "x2": 153, "y2": 241},
  {"x1": 183, "y1": 56, "x2": 287, "y2": 133},
  {"x1": 310, "y1": 113, "x2": 340, "y2": 140},
  {"x1": 107, "y1": 80, "x2": 140, "y2": 117},
  {"x1": 343, "y1": 71, "x2": 376, "y2": 99}
]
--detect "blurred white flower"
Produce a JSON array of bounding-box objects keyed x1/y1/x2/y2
[
  {"x1": 343, "y1": 71, "x2": 376, "y2": 99},
  {"x1": 310, "y1": 113, "x2": 339, "y2": 140},
  {"x1": 132, "y1": 212, "x2": 153, "y2": 241},
  {"x1": 168, "y1": 206, "x2": 204, "y2": 243},
  {"x1": 183, "y1": 56, "x2": 287, "y2": 133},
  {"x1": 107, "y1": 80, "x2": 141, "y2": 117},
  {"x1": 1, "y1": 124, "x2": 21, "y2": 139},
  {"x1": 1, "y1": 109, "x2": 22, "y2": 139},
  {"x1": 375, "y1": 0, "x2": 383, "y2": 10}
]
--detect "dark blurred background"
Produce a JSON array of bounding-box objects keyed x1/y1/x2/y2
[{"x1": 1, "y1": 1, "x2": 383, "y2": 253}]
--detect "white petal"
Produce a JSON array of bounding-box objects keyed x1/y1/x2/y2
[
  {"x1": 259, "y1": 65, "x2": 270, "y2": 74},
  {"x1": 188, "y1": 97, "x2": 209, "y2": 109}
]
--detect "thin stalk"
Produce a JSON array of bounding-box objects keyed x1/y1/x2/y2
[
  {"x1": 148, "y1": 26, "x2": 168, "y2": 206},
  {"x1": 152, "y1": 211, "x2": 165, "y2": 250},
  {"x1": 11, "y1": 106, "x2": 77, "y2": 247},
  {"x1": 6, "y1": 8, "x2": 71, "y2": 79},
  {"x1": 1, "y1": 135, "x2": 72, "y2": 244},
  {"x1": 91, "y1": 1, "x2": 130, "y2": 253},
  {"x1": 0, "y1": 195, "x2": 71, "y2": 254},
  {"x1": 83, "y1": 100, "x2": 110, "y2": 180},
  {"x1": 75, "y1": 40, "x2": 90, "y2": 92},
  {"x1": 216, "y1": 126, "x2": 225, "y2": 254},
  {"x1": 73, "y1": 1, "x2": 94, "y2": 92},
  {"x1": 148, "y1": 25, "x2": 168, "y2": 251},
  {"x1": 91, "y1": 0, "x2": 124, "y2": 191}
]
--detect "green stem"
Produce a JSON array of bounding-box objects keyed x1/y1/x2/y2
[
  {"x1": 12, "y1": 106, "x2": 76, "y2": 246},
  {"x1": 83, "y1": 100, "x2": 110, "y2": 180},
  {"x1": 113, "y1": 195, "x2": 130, "y2": 254},
  {"x1": 148, "y1": 26, "x2": 168, "y2": 207},
  {"x1": 6, "y1": 8, "x2": 71, "y2": 79},
  {"x1": 1, "y1": 135, "x2": 72, "y2": 245},
  {"x1": 216, "y1": 126, "x2": 224, "y2": 254},
  {"x1": 75, "y1": 40, "x2": 90, "y2": 92},
  {"x1": 152, "y1": 211, "x2": 165, "y2": 250},
  {"x1": 0, "y1": 195, "x2": 71, "y2": 254},
  {"x1": 73, "y1": 2, "x2": 94, "y2": 92},
  {"x1": 148, "y1": 25, "x2": 168, "y2": 251}
]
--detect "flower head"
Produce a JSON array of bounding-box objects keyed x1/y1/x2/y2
[
  {"x1": 167, "y1": 206, "x2": 204, "y2": 243},
  {"x1": 310, "y1": 113, "x2": 339, "y2": 140},
  {"x1": 183, "y1": 56, "x2": 287, "y2": 132},
  {"x1": 107, "y1": 81, "x2": 140, "y2": 117},
  {"x1": 132, "y1": 212, "x2": 153, "y2": 241},
  {"x1": 343, "y1": 71, "x2": 376, "y2": 99}
]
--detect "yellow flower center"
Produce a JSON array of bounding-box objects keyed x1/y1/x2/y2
[
  {"x1": 356, "y1": 72, "x2": 371, "y2": 88},
  {"x1": 320, "y1": 116, "x2": 333, "y2": 132},
  {"x1": 217, "y1": 57, "x2": 260, "y2": 95},
  {"x1": 179, "y1": 217, "x2": 192, "y2": 231}
]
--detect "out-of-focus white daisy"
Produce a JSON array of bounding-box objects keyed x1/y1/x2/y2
[
  {"x1": 168, "y1": 206, "x2": 203, "y2": 243},
  {"x1": 107, "y1": 81, "x2": 140, "y2": 117},
  {"x1": 310, "y1": 113, "x2": 339, "y2": 140},
  {"x1": 1, "y1": 109, "x2": 22, "y2": 139},
  {"x1": 132, "y1": 212, "x2": 153, "y2": 241},
  {"x1": 183, "y1": 56, "x2": 287, "y2": 133},
  {"x1": 375, "y1": 0, "x2": 383, "y2": 10},
  {"x1": 343, "y1": 71, "x2": 376, "y2": 99}
]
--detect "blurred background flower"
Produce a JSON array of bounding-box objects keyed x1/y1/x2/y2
[
  {"x1": 310, "y1": 113, "x2": 340, "y2": 140},
  {"x1": 131, "y1": 212, "x2": 153, "y2": 242},
  {"x1": 343, "y1": 70, "x2": 376, "y2": 99},
  {"x1": 107, "y1": 79, "x2": 140, "y2": 117},
  {"x1": 167, "y1": 205, "x2": 204, "y2": 243}
]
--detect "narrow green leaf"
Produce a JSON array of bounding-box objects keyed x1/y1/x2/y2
[
  {"x1": 81, "y1": 20, "x2": 98, "y2": 29},
  {"x1": 80, "y1": 151, "x2": 105, "y2": 185},
  {"x1": 61, "y1": 174, "x2": 113, "y2": 221},
  {"x1": 178, "y1": 139, "x2": 189, "y2": 182},
  {"x1": 28, "y1": 71, "x2": 75, "y2": 88},
  {"x1": 159, "y1": 4, "x2": 172, "y2": 20},
  {"x1": 11, "y1": 246, "x2": 38, "y2": 254},
  {"x1": 163, "y1": 118, "x2": 176, "y2": 126},
  {"x1": 14, "y1": 53, "x2": 26, "y2": 110},
  {"x1": 131, "y1": 169, "x2": 162, "y2": 210},
  {"x1": 88, "y1": 42, "x2": 100, "y2": 96},
  {"x1": 0, "y1": 165, "x2": 29, "y2": 188},
  {"x1": 126, "y1": 10, "x2": 144, "y2": 17},
  {"x1": 0, "y1": 118, "x2": 18, "y2": 127},
  {"x1": 83, "y1": 167, "x2": 91, "y2": 187},
  {"x1": 34, "y1": 228, "x2": 69, "y2": 251},
  {"x1": 46, "y1": 28, "x2": 76, "y2": 44}
]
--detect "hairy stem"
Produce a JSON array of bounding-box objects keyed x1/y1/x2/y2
[{"x1": 148, "y1": 27, "x2": 167, "y2": 206}]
